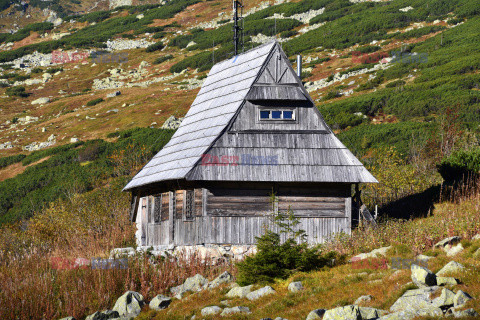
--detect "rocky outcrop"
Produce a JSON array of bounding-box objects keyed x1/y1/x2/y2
[
  {"x1": 436, "y1": 261, "x2": 465, "y2": 276},
  {"x1": 226, "y1": 285, "x2": 252, "y2": 298},
  {"x1": 411, "y1": 264, "x2": 437, "y2": 288},
  {"x1": 171, "y1": 274, "x2": 208, "y2": 298},
  {"x1": 306, "y1": 309, "x2": 326, "y2": 320},
  {"x1": 112, "y1": 291, "x2": 145, "y2": 317},
  {"x1": 161, "y1": 115, "x2": 184, "y2": 130},
  {"x1": 208, "y1": 271, "x2": 233, "y2": 289}
]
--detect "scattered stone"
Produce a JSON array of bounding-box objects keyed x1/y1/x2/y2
[
  {"x1": 226, "y1": 285, "x2": 252, "y2": 298},
  {"x1": 358, "y1": 307, "x2": 388, "y2": 319},
  {"x1": 306, "y1": 309, "x2": 326, "y2": 320},
  {"x1": 112, "y1": 291, "x2": 145, "y2": 317},
  {"x1": 434, "y1": 236, "x2": 461, "y2": 249},
  {"x1": 411, "y1": 264, "x2": 437, "y2": 288},
  {"x1": 85, "y1": 310, "x2": 119, "y2": 320},
  {"x1": 390, "y1": 286, "x2": 440, "y2": 312},
  {"x1": 31, "y1": 97, "x2": 50, "y2": 105},
  {"x1": 58, "y1": 317, "x2": 76, "y2": 320},
  {"x1": 110, "y1": 247, "x2": 135, "y2": 258},
  {"x1": 351, "y1": 246, "x2": 391, "y2": 261},
  {"x1": 287, "y1": 281, "x2": 304, "y2": 293},
  {"x1": 171, "y1": 274, "x2": 208, "y2": 297},
  {"x1": 201, "y1": 306, "x2": 222, "y2": 316},
  {"x1": 246, "y1": 286, "x2": 275, "y2": 300},
  {"x1": 452, "y1": 308, "x2": 478, "y2": 318},
  {"x1": 208, "y1": 271, "x2": 233, "y2": 289},
  {"x1": 323, "y1": 305, "x2": 361, "y2": 320},
  {"x1": 416, "y1": 254, "x2": 434, "y2": 262},
  {"x1": 447, "y1": 243, "x2": 464, "y2": 257},
  {"x1": 432, "y1": 288, "x2": 455, "y2": 308},
  {"x1": 0, "y1": 141, "x2": 13, "y2": 150},
  {"x1": 149, "y1": 294, "x2": 171, "y2": 310},
  {"x1": 161, "y1": 115, "x2": 184, "y2": 129},
  {"x1": 106, "y1": 91, "x2": 121, "y2": 98},
  {"x1": 220, "y1": 300, "x2": 231, "y2": 306},
  {"x1": 355, "y1": 295, "x2": 373, "y2": 305},
  {"x1": 220, "y1": 306, "x2": 251, "y2": 316},
  {"x1": 436, "y1": 261, "x2": 465, "y2": 276},
  {"x1": 106, "y1": 109, "x2": 119, "y2": 114},
  {"x1": 436, "y1": 276, "x2": 458, "y2": 286},
  {"x1": 70, "y1": 137, "x2": 79, "y2": 143},
  {"x1": 454, "y1": 290, "x2": 473, "y2": 308}
]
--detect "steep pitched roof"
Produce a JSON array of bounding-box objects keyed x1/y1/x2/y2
[
  {"x1": 124, "y1": 41, "x2": 277, "y2": 190},
  {"x1": 124, "y1": 41, "x2": 376, "y2": 191}
]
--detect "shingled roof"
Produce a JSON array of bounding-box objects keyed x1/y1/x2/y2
[{"x1": 124, "y1": 41, "x2": 376, "y2": 191}]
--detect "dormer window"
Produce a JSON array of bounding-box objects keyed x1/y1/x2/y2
[{"x1": 259, "y1": 109, "x2": 296, "y2": 120}]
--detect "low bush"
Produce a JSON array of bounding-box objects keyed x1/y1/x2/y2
[
  {"x1": 437, "y1": 148, "x2": 480, "y2": 182},
  {"x1": 86, "y1": 98, "x2": 104, "y2": 106},
  {"x1": 153, "y1": 54, "x2": 173, "y2": 64},
  {"x1": 5, "y1": 86, "x2": 29, "y2": 97},
  {"x1": 145, "y1": 42, "x2": 164, "y2": 52}
]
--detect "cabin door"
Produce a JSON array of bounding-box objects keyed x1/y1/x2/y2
[{"x1": 141, "y1": 198, "x2": 147, "y2": 245}]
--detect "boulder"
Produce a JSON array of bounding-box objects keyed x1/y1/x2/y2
[
  {"x1": 109, "y1": 247, "x2": 135, "y2": 258},
  {"x1": 411, "y1": 264, "x2": 437, "y2": 288},
  {"x1": 226, "y1": 285, "x2": 252, "y2": 298},
  {"x1": 58, "y1": 317, "x2": 76, "y2": 320},
  {"x1": 351, "y1": 246, "x2": 391, "y2": 261},
  {"x1": 246, "y1": 286, "x2": 275, "y2": 300},
  {"x1": 434, "y1": 236, "x2": 461, "y2": 248},
  {"x1": 306, "y1": 309, "x2": 326, "y2": 320},
  {"x1": 85, "y1": 310, "x2": 119, "y2": 320},
  {"x1": 200, "y1": 306, "x2": 222, "y2": 316},
  {"x1": 208, "y1": 271, "x2": 233, "y2": 289},
  {"x1": 358, "y1": 307, "x2": 388, "y2": 319},
  {"x1": 354, "y1": 295, "x2": 372, "y2": 305},
  {"x1": 432, "y1": 288, "x2": 455, "y2": 308},
  {"x1": 454, "y1": 290, "x2": 473, "y2": 308},
  {"x1": 378, "y1": 310, "x2": 416, "y2": 320},
  {"x1": 171, "y1": 274, "x2": 208, "y2": 297},
  {"x1": 106, "y1": 91, "x2": 121, "y2": 98},
  {"x1": 288, "y1": 281, "x2": 304, "y2": 293},
  {"x1": 220, "y1": 306, "x2": 251, "y2": 316},
  {"x1": 436, "y1": 276, "x2": 458, "y2": 286},
  {"x1": 31, "y1": 97, "x2": 50, "y2": 105},
  {"x1": 112, "y1": 291, "x2": 145, "y2": 317},
  {"x1": 436, "y1": 261, "x2": 465, "y2": 276},
  {"x1": 149, "y1": 294, "x2": 171, "y2": 310},
  {"x1": 446, "y1": 243, "x2": 464, "y2": 257},
  {"x1": 390, "y1": 286, "x2": 440, "y2": 312},
  {"x1": 323, "y1": 305, "x2": 361, "y2": 320},
  {"x1": 452, "y1": 308, "x2": 478, "y2": 317},
  {"x1": 161, "y1": 115, "x2": 184, "y2": 129}
]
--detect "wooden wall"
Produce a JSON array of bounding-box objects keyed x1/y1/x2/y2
[{"x1": 140, "y1": 184, "x2": 351, "y2": 246}]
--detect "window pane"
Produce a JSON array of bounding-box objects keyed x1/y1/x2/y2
[
  {"x1": 283, "y1": 111, "x2": 293, "y2": 119},
  {"x1": 260, "y1": 110, "x2": 270, "y2": 119},
  {"x1": 271, "y1": 111, "x2": 282, "y2": 119}
]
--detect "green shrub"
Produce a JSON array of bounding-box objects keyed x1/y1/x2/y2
[
  {"x1": 45, "y1": 67, "x2": 63, "y2": 74},
  {"x1": 153, "y1": 54, "x2": 173, "y2": 64},
  {"x1": 385, "y1": 79, "x2": 406, "y2": 88},
  {"x1": 437, "y1": 148, "x2": 480, "y2": 182},
  {"x1": 280, "y1": 30, "x2": 298, "y2": 38},
  {"x1": 0, "y1": 154, "x2": 26, "y2": 169},
  {"x1": 145, "y1": 42, "x2": 164, "y2": 52},
  {"x1": 86, "y1": 98, "x2": 104, "y2": 106},
  {"x1": 6, "y1": 86, "x2": 29, "y2": 97}
]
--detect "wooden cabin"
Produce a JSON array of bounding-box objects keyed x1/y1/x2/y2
[{"x1": 124, "y1": 41, "x2": 377, "y2": 248}]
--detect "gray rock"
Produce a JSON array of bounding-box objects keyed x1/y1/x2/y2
[
  {"x1": 58, "y1": 317, "x2": 75, "y2": 320},
  {"x1": 31, "y1": 97, "x2": 50, "y2": 105},
  {"x1": 358, "y1": 307, "x2": 388, "y2": 320},
  {"x1": 446, "y1": 243, "x2": 464, "y2": 257},
  {"x1": 201, "y1": 306, "x2": 222, "y2": 316},
  {"x1": 288, "y1": 281, "x2": 304, "y2": 293},
  {"x1": 390, "y1": 286, "x2": 440, "y2": 312},
  {"x1": 85, "y1": 310, "x2": 119, "y2": 320},
  {"x1": 323, "y1": 305, "x2": 361, "y2": 320},
  {"x1": 411, "y1": 264, "x2": 437, "y2": 288},
  {"x1": 226, "y1": 285, "x2": 252, "y2": 298},
  {"x1": 149, "y1": 294, "x2": 171, "y2": 310},
  {"x1": 171, "y1": 274, "x2": 208, "y2": 296},
  {"x1": 452, "y1": 308, "x2": 478, "y2": 318},
  {"x1": 110, "y1": 247, "x2": 135, "y2": 259},
  {"x1": 220, "y1": 306, "x2": 251, "y2": 316},
  {"x1": 208, "y1": 271, "x2": 233, "y2": 289},
  {"x1": 432, "y1": 288, "x2": 455, "y2": 308},
  {"x1": 434, "y1": 236, "x2": 461, "y2": 248},
  {"x1": 351, "y1": 246, "x2": 391, "y2": 261},
  {"x1": 106, "y1": 91, "x2": 121, "y2": 98},
  {"x1": 112, "y1": 291, "x2": 145, "y2": 317},
  {"x1": 354, "y1": 295, "x2": 372, "y2": 305},
  {"x1": 416, "y1": 254, "x2": 434, "y2": 262},
  {"x1": 436, "y1": 261, "x2": 465, "y2": 276},
  {"x1": 378, "y1": 310, "x2": 416, "y2": 320},
  {"x1": 161, "y1": 115, "x2": 184, "y2": 130},
  {"x1": 246, "y1": 286, "x2": 275, "y2": 300},
  {"x1": 454, "y1": 290, "x2": 473, "y2": 308},
  {"x1": 306, "y1": 309, "x2": 326, "y2": 320},
  {"x1": 415, "y1": 307, "x2": 443, "y2": 317},
  {"x1": 436, "y1": 276, "x2": 459, "y2": 286}
]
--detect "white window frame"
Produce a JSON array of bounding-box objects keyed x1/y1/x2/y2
[{"x1": 258, "y1": 108, "x2": 296, "y2": 121}]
